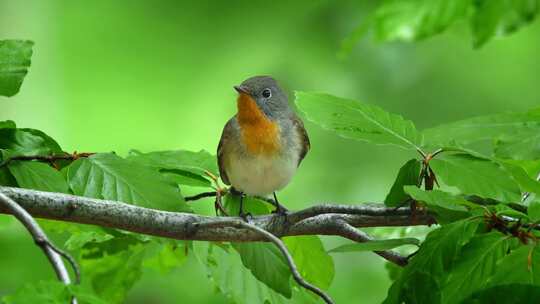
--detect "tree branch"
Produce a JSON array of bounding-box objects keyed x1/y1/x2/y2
[
  {"x1": 0, "y1": 186, "x2": 435, "y2": 266},
  {"x1": 0, "y1": 191, "x2": 79, "y2": 303},
  {"x1": 0, "y1": 152, "x2": 94, "y2": 168}
]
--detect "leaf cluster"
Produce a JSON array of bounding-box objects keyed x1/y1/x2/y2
[
  {"x1": 340, "y1": 0, "x2": 540, "y2": 57},
  {"x1": 295, "y1": 91, "x2": 540, "y2": 303}
]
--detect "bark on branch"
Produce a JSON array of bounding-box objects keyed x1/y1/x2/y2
[{"x1": 0, "y1": 186, "x2": 436, "y2": 263}]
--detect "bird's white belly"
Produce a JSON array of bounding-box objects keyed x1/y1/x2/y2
[{"x1": 227, "y1": 154, "x2": 298, "y2": 196}]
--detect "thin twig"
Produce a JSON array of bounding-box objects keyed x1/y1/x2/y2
[
  {"x1": 185, "y1": 191, "x2": 217, "y2": 201},
  {"x1": 45, "y1": 241, "x2": 81, "y2": 284},
  {"x1": 214, "y1": 188, "x2": 228, "y2": 216},
  {"x1": 289, "y1": 203, "x2": 418, "y2": 223},
  {"x1": 0, "y1": 192, "x2": 79, "y2": 302},
  {"x1": 430, "y1": 148, "x2": 444, "y2": 159},
  {"x1": 0, "y1": 152, "x2": 94, "y2": 167},
  {"x1": 416, "y1": 148, "x2": 427, "y2": 159},
  {"x1": 196, "y1": 219, "x2": 335, "y2": 304}
]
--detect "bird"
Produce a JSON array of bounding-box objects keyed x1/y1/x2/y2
[{"x1": 217, "y1": 76, "x2": 310, "y2": 218}]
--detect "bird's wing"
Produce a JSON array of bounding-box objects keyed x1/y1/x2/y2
[
  {"x1": 292, "y1": 114, "x2": 310, "y2": 167},
  {"x1": 217, "y1": 118, "x2": 235, "y2": 185}
]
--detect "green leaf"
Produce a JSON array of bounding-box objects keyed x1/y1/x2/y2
[
  {"x1": 194, "y1": 242, "x2": 316, "y2": 304},
  {"x1": 346, "y1": 0, "x2": 538, "y2": 51},
  {"x1": 495, "y1": 129, "x2": 540, "y2": 160},
  {"x1": 295, "y1": 91, "x2": 422, "y2": 150},
  {"x1": 234, "y1": 242, "x2": 292, "y2": 298},
  {"x1": 488, "y1": 244, "x2": 540, "y2": 286},
  {"x1": 66, "y1": 153, "x2": 189, "y2": 212},
  {"x1": 529, "y1": 200, "x2": 540, "y2": 222},
  {"x1": 0, "y1": 128, "x2": 63, "y2": 158},
  {"x1": 441, "y1": 232, "x2": 512, "y2": 304},
  {"x1": 1, "y1": 280, "x2": 109, "y2": 304},
  {"x1": 67, "y1": 285, "x2": 109, "y2": 304},
  {"x1": 127, "y1": 150, "x2": 217, "y2": 188},
  {"x1": 385, "y1": 159, "x2": 422, "y2": 206},
  {"x1": 8, "y1": 161, "x2": 69, "y2": 193},
  {"x1": 423, "y1": 109, "x2": 540, "y2": 147},
  {"x1": 127, "y1": 149, "x2": 218, "y2": 176},
  {"x1": 283, "y1": 236, "x2": 335, "y2": 290},
  {"x1": 385, "y1": 261, "x2": 403, "y2": 282},
  {"x1": 81, "y1": 244, "x2": 146, "y2": 304},
  {"x1": 0, "y1": 40, "x2": 34, "y2": 97},
  {"x1": 142, "y1": 241, "x2": 188, "y2": 274},
  {"x1": 329, "y1": 238, "x2": 420, "y2": 253},
  {"x1": 79, "y1": 231, "x2": 148, "y2": 259},
  {"x1": 401, "y1": 271, "x2": 441, "y2": 304},
  {"x1": 64, "y1": 230, "x2": 115, "y2": 251},
  {"x1": 463, "y1": 284, "x2": 540, "y2": 304},
  {"x1": 404, "y1": 186, "x2": 471, "y2": 224},
  {"x1": 2, "y1": 280, "x2": 70, "y2": 304},
  {"x1": 373, "y1": 0, "x2": 470, "y2": 42},
  {"x1": 500, "y1": 161, "x2": 540, "y2": 196},
  {"x1": 471, "y1": 0, "x2": 508, "y2": 47},
  {"x1": 472, "y1": 0, "x2": 539, "y2": 48},
  {"x1": 0, "y1": 166, "x2": 17, "y2": 186},
  {"x1": 384, "y1": 218, "x2": 480, "y2": 304},
  {"x1": 493, "y1": 204, "x2": 529, "y2": 220},
  {"x1": 160, "y1": 169, "x2": 212, "y2": 188},
  {"x1": 411, "y1": 218, "x2": 480, "y2": 275},
  {"x1": 0, "y1": 120, "x2": 16, "y2": 129},
  {"x1": 430, "y1": 153, "x2": 522, "y2": 202},
  {"x1": 505, "y1": 159, "x2": 540, "y2": 178}
]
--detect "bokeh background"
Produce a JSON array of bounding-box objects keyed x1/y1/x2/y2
[{"x1": 1, "y1": 0, "x2": 539, "y2": 303}]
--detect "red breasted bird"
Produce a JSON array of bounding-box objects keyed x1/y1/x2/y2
[{"x1": 217, "y1": 76, "x2": 310, "y2": 218}]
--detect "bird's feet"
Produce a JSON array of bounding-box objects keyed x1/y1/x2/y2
[
  {"x1": 239, "y1": 211, "x2": 253, "y2": 222},
  {"x1": 271, "y1": 205, "x2": 288, "y2": 217},
  {"x1": 271, "y1": 192, "x2": 288, "y2": 217}
]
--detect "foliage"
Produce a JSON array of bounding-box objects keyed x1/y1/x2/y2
[
  {"x1": 294, "y1": 89, "x2": 540, "y2": 303},
  {"x1": 295, "y1": 92, "x2": 422, "y2": 150},
  {"x1": 0, "y1": 40, "x2": 33, "y2": 97},
  {"x1": 2, "y1": 280, "x2": 108, "y2": 304},
  {"x1": 341, "y1": 0, "x2": 540, "y2": 55},
  {"x1": 2, "y1": 16, "x2": 540, "y2": 303},
  {"x1": 67, "y1": 153, "x2": 189, "y2": 212},
  {"x1": 8, "y1": 161, "x2": 69, "y2": 193},
  {"x1": 384, "y1": 159, "x2": 421, "y2": 207}
]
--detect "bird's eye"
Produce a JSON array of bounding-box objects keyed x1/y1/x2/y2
[{"x1": 262, "y1": 88, "x2": 272, "y2": 99}]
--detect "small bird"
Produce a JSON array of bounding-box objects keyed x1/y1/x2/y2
[{"x1": 217, "y1": 76, "x2": 310, "y2": 218}]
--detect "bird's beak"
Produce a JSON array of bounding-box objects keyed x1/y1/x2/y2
[{"x1": 234, "y1": 85, "x2": 250, "y2": 95}]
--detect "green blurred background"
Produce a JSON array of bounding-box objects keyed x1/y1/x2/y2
[{"x1": 1, "y1": 0, "x2": 539, "y2": 303}]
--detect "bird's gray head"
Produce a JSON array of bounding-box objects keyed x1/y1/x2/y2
[{"x1": 234, "y1": 75, "x2": 291, "y2": 120}]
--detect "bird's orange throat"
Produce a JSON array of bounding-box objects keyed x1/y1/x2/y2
[{"x1": 237, "y1": 93, "x2": 281, "y2": 155}]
